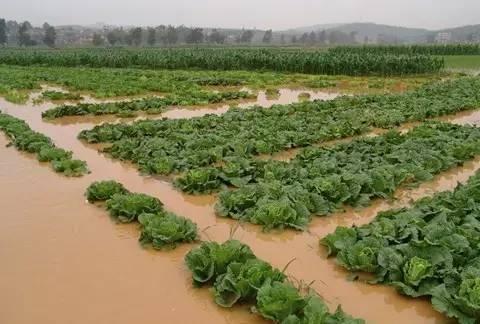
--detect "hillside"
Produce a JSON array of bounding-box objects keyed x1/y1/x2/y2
[{"x1": 285, "y1": 22, "x2": 480, "y2": 43}]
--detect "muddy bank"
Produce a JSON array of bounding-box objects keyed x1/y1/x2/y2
[{"x1": 2, "y1": 99, "x2": 479, "y2": 323}]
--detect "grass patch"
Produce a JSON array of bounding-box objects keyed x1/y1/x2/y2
[{"x1": 443, "y1": 55, "x2": 480, "y2": 72}]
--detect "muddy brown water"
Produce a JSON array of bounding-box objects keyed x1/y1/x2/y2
[
  {"x1": 2, "y1": 96, "x2": 479, "y2": 324},
  {"x1": 38, "y1": 88, "x2": 341, "y2": 125}
]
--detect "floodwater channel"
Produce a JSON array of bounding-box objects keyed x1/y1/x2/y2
[{"x1": 38, "y1": 87, "x2": 341, "y2": 126}]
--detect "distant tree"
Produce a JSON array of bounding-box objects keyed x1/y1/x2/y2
[
  {"x1": 165, "y1": 25, "x2": 178, "y2": 45},
  {"x1": 300, "y1": 32, "x2": 308, "y2": 43},
  {"x1": 6, "y1": 20, "x2": 19, "y2": 44},
  {"x1": 364, "y1": 36, "x2": 369, "y2": 44},
  {"x1": 238, "y1": 29, "x2": 254, "y2": 43},
  {"x1": 128, "y1": 27, "x2": 142, "y2": 46},
  {"x1": 106, "y1": 29, "x2": 120, "y2": 45},
  {"x1": 6, "y1": 20, "x2": 18, "y2": 32},
  {"x1": 262, "y1": 29, "x2": 273, "y2": 43},
  {"x1": 318, "y1": 30, "x2": 327, "y2": 44},
  {"x1": 175, "y1": 25, "x2": 189, "y2": 43},
  {"x1": 0, "y1": 19, "x2": 6, "y2": 45},
  {"x1": 280, "y1": 34, "x2": 285, "y2": 44},
  {"x1": 42, "y1": 22, "x2": 56, "y2": 47},
  {"x1": 23, "y1": 21, "x2": 32, "y2": 29},
  {"x1": 291, "y1": 35, "x2": 297, "y2": 43},
  {"x1": 207, "y1": 29, "x2": 226, "y2": 44},
  {"x1": 186, "y1": 28, "x2": 204, "y2": 44},
  {"x1": 92, "y1": 33, "x2": 104, "y2": 46},
  {"x1": 155, "y1": 25, "x2": 166, "y2": 44},
  {"x1": 308, "y1": 31, "x2": 316, "y2": 44},
  {"x1": 147, "y1": 27, "x2": 156, "y2": 46},
  {"x1": 18, "y1": 21, "x2": 32, "y2": 46}
]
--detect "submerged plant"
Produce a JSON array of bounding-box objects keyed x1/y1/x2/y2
[
  {"x1": 185, "y1": 240, "x2": 256, "y2": 286},
  {"x1": 174, "y1": 168, "x2": 222, "y2": 194},
  {"x1": 255, "y1": 281, "x2": 306, "y2": 322},
  {"x1": 324, "y1": 169, "x2": 480, "y2": 323},
  {"x1": 51, "y1": 159, "x2": 89, "y2": 177},
  {"x1": 86, "y1": 179, "x2": 197, "y2": 252},
  {"x1": 213, "y1": 258, "x2": 286, "y2": 307},
  {"x1": 85, "y1": 180, "x2": 129, "y2": 203},
  {"x1": 298, "y1": 92, "x2": 311, "y2": 102},
  {"x1": 184, "y1": 239, "x2": 365, "y2": 323},
  {"x1": 138, "y1": 212, "x2": 198, "y2": 249},
  {"x1": 106, "y1": 193, "x2": 163, "y2": 223},
  {"x1": 40, "y1": 90, "x2": 83, "y2": 101},
  {"x1": 0, "y1": 112, "x2": 88, "y2": 177},
  {"x1": 37, "y1": 147, "x2": 72, "y2": 162}
]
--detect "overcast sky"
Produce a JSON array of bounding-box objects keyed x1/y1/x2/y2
[{"x1": 3, "y1": 0, "x2": 480, "y2": 30}]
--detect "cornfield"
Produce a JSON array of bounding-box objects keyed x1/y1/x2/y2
[
  {"x1": 0, "y1": 48, "x2": 444, "y2": 76},
  {"x1": 330, "y1": 44, "x2": 480, "y2": 56}
]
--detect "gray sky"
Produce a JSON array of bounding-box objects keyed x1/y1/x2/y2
[{"x1": 3, "y1": 0, "x2": 480, "y2": 30}]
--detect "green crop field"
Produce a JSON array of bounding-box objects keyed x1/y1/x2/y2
[
  {"x1": 2, "y1": 45, "x2": 480, "y2": 324},
  {"x1": 443, "y1": 55, "x2": 480, "y2": 71}
]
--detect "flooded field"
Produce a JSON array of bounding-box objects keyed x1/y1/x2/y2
[
  {"x1": 2, "y1": 89, "x2": 480, "y2": 324},
  {"x1": 33, "y1": 86, "x2": 341, "y2": 125}
]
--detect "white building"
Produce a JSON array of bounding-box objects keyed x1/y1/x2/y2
[{"x1": 435, "y1": 32, "x2": 452, "y2": 44}]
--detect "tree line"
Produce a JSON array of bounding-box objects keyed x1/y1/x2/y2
[
  {"x1": 0, "y1": 18, "x2": 360, "y2": 47},
  {"x1": 93, "y1": 27, "x2": 262, "y2": 46},
  {"x1": 0, "y1": 19, "x2": 56, "y2": 47}
]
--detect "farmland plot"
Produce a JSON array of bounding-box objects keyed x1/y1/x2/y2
[
  {"x1": 2, "y1": 52, "x2": 480, "y2": 324},
  {"x1": 174, "y1": 123, "x2": 480, "y2": 230},
  {"x1": 323, "y1": 169, "x2": 480, "y2": 323},
  {"x1": 79, "y1": 77, "x2": 480, "y2": 176},
  {"x1": 0, "y1": 48, "x2": 445, "y2": 75}
]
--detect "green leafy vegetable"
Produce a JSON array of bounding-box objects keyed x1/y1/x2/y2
[
  {"x1": 185, "y1": 240, "x2": 364, "y2": 323},
  {"x1": 324, "y1": 169, "x2": 480, "y2": 323},
  {"x1": 185, "y1": 240, "x2": 256, "y2": 286},
  {"x1": 37, "y1": 147, "x2": 72, "y2": 162},
  {"x1": 0, "y1": 112, "x2": 88, "y2": 176},
  {"x1": 255, "y1": 281, "x2": 306, "y2": 322},
  {"x1": 51, "y1": 159, "x2": 89, "y2": 177},
  {"x1": 106, "y1": 193, "x2": 163, "y2": 223},
  {"x1": 174, "y1": 168, "x2": 222, "y2": 194},
  {"x1": 85, "y1": 180, "x2": 129, "y2": 203},
  {"x1": 138, "y1": 212, "x2": 198, "y2": 249},
  {"x1": 86, "y1": 181, "x2": 197, "y2": 252},
  {"x1": 213, "y1": 259, "x2": 286, "y2": 307}
]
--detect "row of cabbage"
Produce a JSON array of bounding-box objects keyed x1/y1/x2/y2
[
  {"x1": 0, "y1": 112, "x2": 88, "y2": 176},
  {"x1": 175, "y1": 123, "x2": 480, "y2": 230},
  {"x1": 86, "y1": 180, "x2": 363, "y2": 322},
  {"x1": 0, "y1": 48, "x2": 444, "y2": 75},
  {"x1": 42, "y1": 90, "x2": 253, "y2": 119},
  {"x1": 40, "y1": 90, "x2": 83, "y2": 101},
  {"x1": 78, "y1": 77, "x2": 480, "y2": 177},
  {"x1": 330, "y1": 44, "x2": 480, "y2": 56},
  {"x1": 185, "y1": 239, "x2": 364, "y2": 323},
  {"x1": 86, "y1": 180, "x2": 198, "y2": 249},
  {"x1": 322, "y1": 168, "x2": 480, "y2": 324}
]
